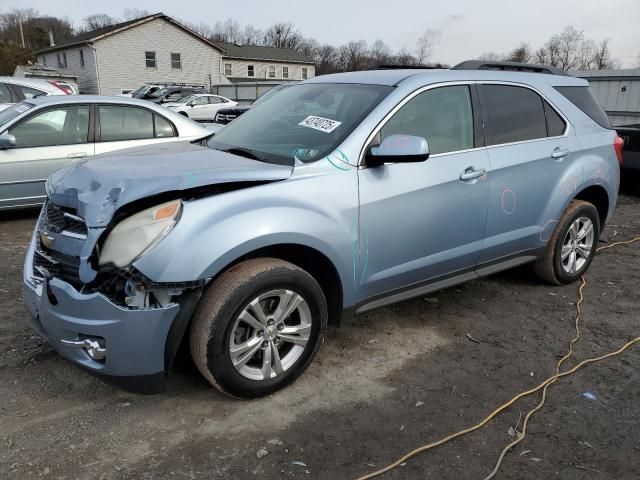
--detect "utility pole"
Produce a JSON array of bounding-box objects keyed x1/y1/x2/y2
[{"x1": 18, "y1": 17, "x2": 26, "y2": 49}]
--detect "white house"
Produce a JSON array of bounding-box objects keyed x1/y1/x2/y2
[{"x1": 35, "y1": 13, "x2": 315, "y2": 96}]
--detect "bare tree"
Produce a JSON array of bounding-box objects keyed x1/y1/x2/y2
[
  {"x1": 551, "y1": 26, "x2": 584, "y2": 70},
  {"x1": 393, "y1": 48, "x2": 418, "y2": 66},
  {"x1": 505, "y1": 42, "x2": 531, "y2": 63},
  {"x1": 314, "y1": 43, "x2": 339, "y2": 75},
  {"x1": 370, "y1": 39, "x2": 391, "y2": 66},
  {"x1": 592, "y1": 39, "x2": 615, "y2": 70},
  {"x1": 415, "y1": 29, "x2": 440, "y2": 64},
  {"x1": 263, "y1": 22, "x2": 304, "y2": 49},
  {"x1": 534, "y1": 47, "x2": 549, "y2": 65},
  {"x1": 241, "y1": 24, "x2": 263, "y2": 45},
  {"x1": 478, "y1": 52, "x2": 504, "y2": 62},
  {"x1": 83, "y1": 13, "x2": 117, "y2": 31},
  {"x1": 122, "y1": 8, "x2": 149, "y2": 21}
]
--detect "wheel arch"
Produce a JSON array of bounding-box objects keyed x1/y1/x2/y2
[
  {"x1": 573, "y1": 184, "x2": 609, "y2": 229},
  {"x1": 218, "y1": 243, "x2": 344, "y2": 326}
]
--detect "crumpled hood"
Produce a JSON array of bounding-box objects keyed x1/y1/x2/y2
[{"x1": 47, "y1": 141, "x2": 293, "y2": 228}]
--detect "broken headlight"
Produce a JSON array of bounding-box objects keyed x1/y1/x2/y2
[{"x1": 99, "y1": 200, "x2": 182, "y2": 268}]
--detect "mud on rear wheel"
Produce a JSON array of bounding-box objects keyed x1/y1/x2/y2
[{"x1": 534, "y1": 200, "x2": 600, "y2": 285}]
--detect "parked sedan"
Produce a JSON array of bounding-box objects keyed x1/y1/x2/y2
[
  {"x1": 145, "y1": 86, "x2": 207, "y2": 104},
  {"x1": 164, "y1": 94, "x2": 237, "y2": 121},
  {"x1": 0, "y1": 96, "x2": 210, "y2": 210},
  {"x1": 0, "y1": 76, "x2": 71, "y2": 112}
]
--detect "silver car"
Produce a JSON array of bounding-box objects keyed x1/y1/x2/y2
[{"x1": 0, "y1": 96, "x2": 210, "y2": 210}]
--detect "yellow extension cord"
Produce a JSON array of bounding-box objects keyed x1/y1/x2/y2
[{"x1": 355, "y1": 236, "x2": 640, "y2": 480}]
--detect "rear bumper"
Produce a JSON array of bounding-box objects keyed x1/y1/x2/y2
[{"x1": 23, "y1": 238, "x2": 180, "y2": 394}]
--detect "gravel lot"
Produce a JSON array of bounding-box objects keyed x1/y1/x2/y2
[{"x1": 1, "y1": 191, "x2": 639, "y2": 480}]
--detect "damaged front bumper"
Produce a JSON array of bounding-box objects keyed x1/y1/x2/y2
[{"x1": 23, "y1": 230, "x2": 189, "y2": 394}]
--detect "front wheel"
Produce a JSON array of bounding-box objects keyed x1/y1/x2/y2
[
  {"x1": 189, "y1": 258, "x2": 327, "y2": 398},
  {"x1": 534, "y1": 200, "x2": 600, "y2": 284}
]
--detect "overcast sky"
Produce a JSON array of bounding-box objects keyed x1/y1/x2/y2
[{"x1": 8, "y1": 0, "x2": 640, "y2": 67}]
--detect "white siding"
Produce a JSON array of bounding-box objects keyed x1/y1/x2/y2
[
  {"x1": 94, "y1": 18, "x2": 223, "y2": 95},
  {"x1": 220, "y1": 59, "x2": 315, "y2": 84},
  {"x1": 37, "y1": 47, "x2": 98, "y2": 94}
]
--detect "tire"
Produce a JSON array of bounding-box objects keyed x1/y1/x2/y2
[
  {"x1": 189, "y1": 258, "x2": 328, "y2": 398},
  {"x1": 534, "y1": 200, "x2": 600, "y2": 285}
]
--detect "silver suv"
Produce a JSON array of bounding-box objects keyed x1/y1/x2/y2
[{"x1": 23, "y1": 62, "x2": 622, "y2": 398}]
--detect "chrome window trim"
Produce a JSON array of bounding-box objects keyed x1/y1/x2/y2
[{"x1": 358, "y1": 80, "x2": 572, "y2": 167}]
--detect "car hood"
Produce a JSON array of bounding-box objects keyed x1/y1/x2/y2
[{"x1": 47, "y1": 141, "x2": 294, "y2": 228}]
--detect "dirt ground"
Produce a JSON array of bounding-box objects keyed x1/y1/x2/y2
[{"x1": 1, "y1": 191, "x2": 639, "y2": 480}]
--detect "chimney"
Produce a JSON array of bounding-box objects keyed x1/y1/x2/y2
[{"x1": 48, "y1": 30, "x2": 55, "y2": 47}]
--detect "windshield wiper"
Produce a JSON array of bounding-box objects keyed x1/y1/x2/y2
[{"x1": 223, "y1": 147, "x2": 264, "y2": 161}]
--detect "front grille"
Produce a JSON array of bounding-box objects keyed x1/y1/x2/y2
[
  {"x1": 31, "y1": 201, "x2": 86, "y2": 287},
  {"x1": 44, "y1": 202, "x2": 88, "y2": 237},
  {"x1": 32, "y1": 236, "x2": 83, "y2": 287}
]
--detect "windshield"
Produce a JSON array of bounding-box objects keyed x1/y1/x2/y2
[
  {"x1": 150, "y1": 88, "x2": 171, "y2": 98},
  {"x1": 132, "y1": 85, "x2": 150, "y2": 96},
  {"x1": 208, "y1": 83, "x2": 392, "y2": 166},
  {"x1": 175, "y1": 95, "x2": 197, "y2": 104},
  {"x1": 0, "y1": 102, "x2": 34, "y2": 129},
  {"x1": 252, "y1": 84, "x2": 290, "y2": 106}
]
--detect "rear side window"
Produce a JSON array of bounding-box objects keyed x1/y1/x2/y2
[
  {"x1": 15, "y1": 85, "x2": 46, "y2": 100},
  {"x1": 543, "y1": 101, "x2": 566, "y2": 137},
  {"x1": 154, "y1": 115, "x2": 175, "y2": 138},
  {"x1": 554, "y1": 86, "x2": 610, "y2": 129},
  {"x1": 481, "y1": 85, "x2": 547, "y2": 145},
  {"x1": 99, "y1": 106, "x2": 154, "y2": 142}
]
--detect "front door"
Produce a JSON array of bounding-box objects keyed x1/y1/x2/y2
[
  {"x1": 357, "y1": 84, "x2": 490, "y2": 301},
  {"x1": 0, "y1": 105, "x2": 93, "y2": 209}
]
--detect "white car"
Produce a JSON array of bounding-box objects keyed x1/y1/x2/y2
[
  {"x1": 0, "y1": 96, "x2": 211, "y2": 210},
  {"x1": 0, "y1": 77, "x2": 71, "y2": 112},
  {"x1": 163, "y1": 94, "x2": 237, "y2": 121}
]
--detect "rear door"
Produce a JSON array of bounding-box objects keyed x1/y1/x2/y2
[
  {"x1": 477, "y1": 83, "x2": 579, "y2": 265},
  {"x1": 0, "y1": 104, "x2": 93, "y2": 209},
  {"x1": 94, "y1": 104, "x2": 178, "y2": 156},
  {"x1": 358, "y1": 84, "x2": 491, "y2": 300}
]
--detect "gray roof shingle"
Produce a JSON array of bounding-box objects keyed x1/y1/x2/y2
[{"x1": 216, "y1": 42, "x2": 314, "y2": 64}]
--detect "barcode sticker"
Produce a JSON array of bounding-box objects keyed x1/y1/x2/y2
[{"x1": 298, "y1": 115, "x2": 342, "y2": 133}]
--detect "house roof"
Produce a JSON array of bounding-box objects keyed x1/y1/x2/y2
[
  {"x1": 35, "y1": 13, "x2": 224, "y2": 54},
  {"x1": 216, "y1": 42, "x2": 314, "y2": 64}
]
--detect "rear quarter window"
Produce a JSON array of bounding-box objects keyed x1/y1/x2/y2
[{"x1": 554, "y1": 86, "x2": 611, "y2": 129}]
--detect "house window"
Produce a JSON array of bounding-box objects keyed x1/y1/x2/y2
[
  {"x1": 56, "y1": 53, "x2": 63, "y2": 68},
  {"x1": 62, "y1": 52, "x2": 68, "y2": 68},
  {"x1": 302, "y1": 67, "x2": 308, "y2": 80},
  {"x1": 145, "y1": 51, "x2": 156, "y2": 68},
  {"x1": 171, "y1": 53, "x2": 181, "y2": 70},
  {"x1": 224, "y1": 63, "x2": 232, "y2": 76},
  {"x1": 282, "y1": 66, "x2": 289, "y2": 79},
  {"x1": 247, "y1": 65, "x2": 255, "y2": 77},
  {"x1": 79, "y1": 49, "x2": 85, "y2": 68},
  {"x1": 268, "y1": 65, "x2": 276, "y2": 78}
]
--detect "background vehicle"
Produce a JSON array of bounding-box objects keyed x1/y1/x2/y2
[
  {"x1": 0, "y1": 96, "x2": 210, "y2": 210},
  {"x1": 214, "y1": 83, "x2": 292, "y2": 124},
  {"x1": 145, "y1": 84, "x2": 207, "y2": 104},
  {"x1": 617, "y1": 124, "x2": 640, "y2": 173},
  {"x1": 164, "y1": 94, "x2": 237, "y2": 121},
  {"x1": 0, "y1": 77, "x2": 71, "y2": 112},
  {"x1": 122, "y1": 83, "x2": 164, "y2": 98},
  {"x1": 23, "y1": 63, "x2": 620, "y2": 398}
]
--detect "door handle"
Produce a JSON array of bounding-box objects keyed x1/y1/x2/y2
[
  {"x1": 551, "y1": 147, "x2": 570, "y2": 159},
  {"x1": 459, "y1": 167, "x2": 487, "y2": 182},
  {"x1": 67, "y1": 152, "x2": 87, "y2": 159}
]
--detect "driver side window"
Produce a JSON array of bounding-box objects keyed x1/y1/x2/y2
[
  {"x1": 380, "y1": 85, "x2": 474, "y2": 155},
  {"x1": 192, "y1": 97, "x2": 208, "y2": 106},
  {"x1": 8, "y1": 106, "x2": 90, "y2": 148}
]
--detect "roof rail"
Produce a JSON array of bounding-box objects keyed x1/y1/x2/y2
[
  {"x1": 451, "y1": 60, "x2": 569, "y2": 76},
  {"x1": 151, "y1": 81, "x2": 207, "y2": 88},
  {"x1": 371, "y1": 64, "x2": 445, "y2": 70}
]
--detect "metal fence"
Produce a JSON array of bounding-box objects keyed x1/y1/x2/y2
[{"x1": 575, "y1": 69, "x2": 640, "y2": 126}]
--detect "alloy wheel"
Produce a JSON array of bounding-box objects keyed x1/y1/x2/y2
[{"x1": 561, "y1": 216, "x2": 595, "y2": 274}]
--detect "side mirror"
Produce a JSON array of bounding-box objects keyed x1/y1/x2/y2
[
  {"x1": 0, "y1": 133, "x2": 17, "y2": 149},
  {"x1": 365, "y1": 134, "x2": 429, "y2": 167}
]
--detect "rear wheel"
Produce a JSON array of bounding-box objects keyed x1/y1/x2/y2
[
  {"x1": 189, "y1": 258, "x2": 327, "y2": 398},
  {"x1": 534, "y1": 200, "x2": 600, "y2": 284}
]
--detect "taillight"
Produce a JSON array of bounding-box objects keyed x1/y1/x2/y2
[
  {"x1": 47, "y1": 80, "x2": 73, "y2": 95},
  {"x1": 614, "y1": 135, "x2": 624, "y2": 167}
]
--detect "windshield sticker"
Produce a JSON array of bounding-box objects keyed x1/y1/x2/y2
[
  {"x1": 293, "y1": 148, "x2": 319, "y2": 161},
  {"x1": 298, "y1": 115, "x2": 342, "y2": 133}
]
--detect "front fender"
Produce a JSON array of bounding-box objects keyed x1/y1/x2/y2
[{"x1": 133, "y1": 168, "x2": 359, "y2": 305}]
